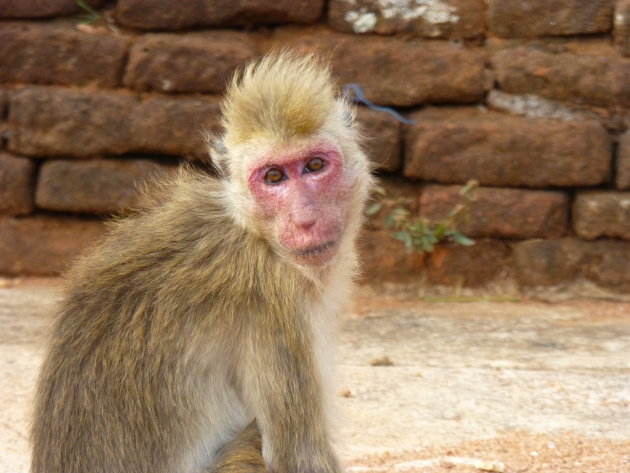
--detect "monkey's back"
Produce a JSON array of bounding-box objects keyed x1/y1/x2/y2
[{"x1": 30, "y1": 170, "x2": 304, "y2": 473}]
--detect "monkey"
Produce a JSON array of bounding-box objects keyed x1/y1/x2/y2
[
  {"x1": 31, "y1": 52, "x2": 373, "y2": 473},
  {"x1": 206, "y1": 421, "x2": 266, "y2": 473}
]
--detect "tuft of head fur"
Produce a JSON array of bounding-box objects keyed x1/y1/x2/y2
[{"x1": 221, "y1": 51, "x2": 337, "y2": 147}]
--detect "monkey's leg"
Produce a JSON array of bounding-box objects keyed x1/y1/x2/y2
[{"x1": 207, "y1": 421, "x2": 268, "y2": 473}]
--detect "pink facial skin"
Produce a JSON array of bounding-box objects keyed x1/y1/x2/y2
[{"x1": 247, "y1": 143, "x2": 351, "y2": 267}]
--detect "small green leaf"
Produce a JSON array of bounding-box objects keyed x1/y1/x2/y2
[
  {"x1": 452, "y1": 232, "x2": 475, "y2": 246},
  {"x1": 392, "y1": 207, "x2": 410, "y2": 218},
  {"x1": 74, "y1": 0, "x2": 102, "y2": 23},
  {"x1": 76, "y1": 0, "x2": 100, "y2": 15},
  {"x1": 432, "y1": 222, "x2": 447, "y2": 239},
  {"x1": 373, "y1": 185, "x2": 387, "y2": 197},
  {"x1": 366, "y1": 201, "x2": 383, "y2": 216},
  {"x1": 393, "y1": 231, "x2": 413, "y2": 250},
  {"x1": 384, "y1": 213, "x2": 396, "y2": 228}
]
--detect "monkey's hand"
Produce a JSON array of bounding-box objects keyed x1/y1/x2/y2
[{"x1": 264, "y1": 441, "x2": 341, "y2": 473}]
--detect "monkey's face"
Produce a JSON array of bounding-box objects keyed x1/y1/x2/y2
[{"x1": 247, "y1": 142, "x2": 351, "y2": 267}]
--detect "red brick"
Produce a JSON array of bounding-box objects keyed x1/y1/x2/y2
[
  {"x1": 514, "y1": 238, "x2": 630, "y2": 291},
  {"x1": 493, "y1": 47, "x2": 630, "y2": 108},
  {"x1": 0, "y1": 0, "x2": 103, "y2": 18},
  {"x1": 0, "y1": 216, "x2": 105, "y2": 275},
  {"x1": 573, "y1": 191, "x2": 630, "y2": 240},
  {"x1": 360, "y1": 230, "x2": 511, "y2": 287},
  {"x1": 8, "y1": 87, "x2": 220, "y2": 159},
  {"x1": 0, "y1": 153, "x2": 35, "y2": 216},
  {"x1": 0, "y1": 22, "x2": 128, "y2": 87},
  {"x1": 355, "y1": 107, "x2": 401, "y2": 172},
  {"x1": 358, "y1": 229, "x2": 425, "y2": 283},
  {"x1": 124, "y1": 32, "x2": 258, "y2": 94},
  {"x1": 617, "y1": 131, "x2": 630, "y2": 189},
  {"x1": 615, "y1": 0, "x2": 630, "y2": 56},
  {"x1": 424, "y1": 239, "x2": 511, "y2": 288},
  {"x1": 36, "y1": 159, "x2": 173, "y2": 215},
  {"x1": 272, "y1": 28, "x2": 489, "y2": 106},
  {"x1": 420, "y1": 185, "x2": 568, "y2": 239},
  {"x1": 404, "y1": 108, "x2": 611, "y2": 187},
  {"x1": 488, "y1": 0, "x2": 614, "y2": 38},
  {"x1": 328, "y1": 0, "x2": 485, "y2": 38},
  {"x1": 116, "y1": 0, "x2": 323, "y2": 30},
  {"x1": 0, "y1": 86, "x2": 7, "y2": 132}
]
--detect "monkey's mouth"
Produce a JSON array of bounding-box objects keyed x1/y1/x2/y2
[{"x1": 294, "y1": 240, "x2": 337, "y2": 259}]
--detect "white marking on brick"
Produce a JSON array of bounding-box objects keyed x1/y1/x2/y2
[
  {"x1": 487, "y1": 90, "x2": 588, "y2": 123},
  {"x1": 344, "y1": 9, "x2": 378, "y2": 32},
  {"x1": 343, "y1": 0, "x2": 460, "y2": 33},
  {"x1": 615, "y1": 12, "x2": 626, "y2": 27},
  {"x1": 377, "y1": 0, "x2": 460, "y2": 23}
]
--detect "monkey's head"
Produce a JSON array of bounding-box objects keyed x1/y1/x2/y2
[{"x1": 213, "y1": 52, "x2": 372, "y2": 269}]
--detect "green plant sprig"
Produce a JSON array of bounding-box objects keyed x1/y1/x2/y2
[
  {"x1": 368, "y1": 180, "x2": 478, "y2": 253},
  {"x1": 74, "y1": 0, "x2": 103, "y2": 24}
]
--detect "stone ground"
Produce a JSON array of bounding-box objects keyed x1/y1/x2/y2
[{"x1": 0, "y1": 279, "x2": 628, "y2": 473}]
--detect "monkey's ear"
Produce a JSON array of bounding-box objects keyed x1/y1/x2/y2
[
  {"x1": 343, "y1": 110, "x2": 353, "y2": 127},
  {"x1": 340, "y1": 99, "x2": 356, "y2": 128},
  {"x1": 207, "y1": 135, "x2": 230, "y2": 178}
]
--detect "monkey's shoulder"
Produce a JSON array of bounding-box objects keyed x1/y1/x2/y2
[{"x1": 65, "y1": 172, "x2": 297, "y2": 310}]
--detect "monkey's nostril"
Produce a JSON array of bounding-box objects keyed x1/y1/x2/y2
[
  {"x1": 292, "y1": 213, "x2": 317, "y2": 230},
  {"x1": 299, "y1": 219, "x2": 316, "y2": 230}
]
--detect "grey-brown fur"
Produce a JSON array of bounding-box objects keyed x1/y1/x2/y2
[{"x1": 31, "y1": 170, "x2": 330, "y2": 473}]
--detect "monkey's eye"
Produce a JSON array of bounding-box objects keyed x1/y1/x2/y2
[
  {"x1": 304, "y1": 157, "x2": 325, "y2": 174},
  {"x1": 264, "y1": 168, "x2": 286, "y2": 184}
]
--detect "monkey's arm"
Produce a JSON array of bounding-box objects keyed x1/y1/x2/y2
[{"x1": 241, "y1": 316, "x2": 340, "y2": 473}]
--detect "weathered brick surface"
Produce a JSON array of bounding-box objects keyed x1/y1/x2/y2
[
  {"x1": 488, "y1": 0, "x2": 614, "y2": 38},
  {"x1": 361, "y1": 231, "x2": 511, "y2": 287},
  {"x1": 36, "y1": 159, "x2": 172, "y2": 215},
  {"x1": 486, "y1": 90, "x2": 616, "y2": 127},
  {"x1": 425, "y1": 239, "x2": 511, "y2": 288},
  {"x1": 404, "y1": 108, "x2": 611, "y2": 187},
  {"x1": 0, "y1": 0, "x2": 102, "y2": 18},
  {"x1": 8, "y1": 87, "x2": 220, "y2": 159},
  {"x1": 0, "y1": 153, "x2": 35, "y2": 216},
  {"x1": 493, "y1": 47, "x2": 630, "y2": 108},
  {"x1": 116, "y1": 0, "x2": 323, "y2": 29},
  {"x1": 273, "y1": 29, "x2": 489, "y2": 106},
  {"x1": 615, "y1": 0, "x2": 630, "y2": 56},
  {"x1": 0, "y1": 86, "x2": 6, "y2": 124},
  {"x1": 617, "y1": 131, "x2": 630, "y2": 189},
  {"x1": 420, "y1": 185, "x2": 568, "y2": 239},
  {"x1": 573, "y1": 191, "x2": 630, "y2": 240},
  {"x1": 0, "y1": 216, "x2": 105, "y2": 275},
  {"x1": 514, "y1": 238, "x2": 630, "y2": 291},
  {"x1": 359, "y1": 230, "x2": 425, "y2": 283},
  {"x1": 0, "y1": 22, "x2": 128, "y2": 88},
  {"x1": 356, "y1": 107, "x2": 401, "y2": 172},
  {"x1": 124, "y1": 32, "x2": 258, "y2": 94},
  {"x1": 366, "y1": 176, "x2": 419, "y2": 231},
  {"x1": 329, "y1": 0, "x2": 485, "y2": 38}
]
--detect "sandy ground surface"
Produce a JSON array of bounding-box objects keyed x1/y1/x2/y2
[{"x1": 0, "y1": 278, "x2": 628, "y2": 473}]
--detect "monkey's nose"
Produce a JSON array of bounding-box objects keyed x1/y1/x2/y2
[
  {"x1": 293, "y1": 215, "x2": 316, "y2": 230},
  {"x1": 291, "y1": 207, "x2": 318, "y2": 230}
]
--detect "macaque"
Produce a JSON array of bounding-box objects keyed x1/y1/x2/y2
[{"x1": 31, "y1": 52, "x2": 373, "y2": 473}]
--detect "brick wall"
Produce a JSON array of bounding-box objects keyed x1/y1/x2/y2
[{"x1": 1, "y1": 0, "x2": 630, "y2": 296}]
